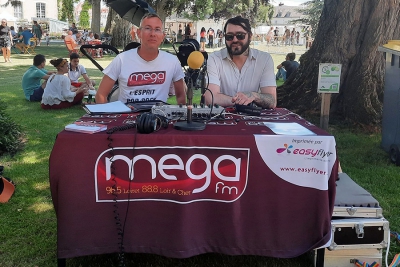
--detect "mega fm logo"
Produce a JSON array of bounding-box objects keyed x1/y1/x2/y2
[
  {"x1": 127, "y1": 71, "x2": 166, "y2": 86},
  {"x1": 276, "y1": 143, "x2": 333, "y2": 158},
  {"x1": 94, "y1": 146, "x2": 249, "y2": 203}
]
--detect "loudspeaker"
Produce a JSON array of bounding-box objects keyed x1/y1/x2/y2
[{"x1": 136, "y1": 113, "x2": 169, "y2": 134}]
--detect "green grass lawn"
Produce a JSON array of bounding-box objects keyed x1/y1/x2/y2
[{"x1": 0, "y1": 44, "x2": 399, "y2": 267}]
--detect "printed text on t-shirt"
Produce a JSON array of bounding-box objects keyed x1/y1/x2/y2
[{"x1": 127, "y1": 71, "x2": 166, "y2": 86}]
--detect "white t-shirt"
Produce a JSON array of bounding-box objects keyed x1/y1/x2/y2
[
  {"x1": 207, "y1": 48, "x2": 276, "y2": 97},
  {"x1": 41, "y1": 74, "x2": 77, "y2": 105},
  {"x1": 103, "y1": 49, "x2": 185, "y2": 103},
  {"x1": 68, "y1": 64, "x2": 87, "y2": 83}
]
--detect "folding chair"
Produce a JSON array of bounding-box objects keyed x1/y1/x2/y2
[
  {"x1": 64, "y1": 39, "x2": 80, "y2": 55},
  {"x1": 23, "y1": 38, "x2": 37, "y2": 54}
]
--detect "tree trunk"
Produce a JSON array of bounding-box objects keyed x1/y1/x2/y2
[
  {"x1": 91, "y1": 0, "x2": 101, "y2": 34},
  {"x1": 104, "y1": 8, "x2": 114, "y2": 35},
  {"x1": 278, "y1": 0, "x2": 400, "y2": 126},
  {"x1": 111, "y1": 16, "x2": 132, "y2": 48},
  {"x1": 155, "y1": 1, "x2": 168, "y2": 24}
]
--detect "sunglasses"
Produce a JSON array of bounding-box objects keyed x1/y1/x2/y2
[{"x1": 225, "y1": 32, "x2": 247, "y2": 41}]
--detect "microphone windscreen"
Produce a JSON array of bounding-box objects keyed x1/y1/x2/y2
[{"x1": 187, "y1": 51, "x2": 205, "y2": 69}]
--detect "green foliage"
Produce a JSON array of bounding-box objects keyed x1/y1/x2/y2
[
  {"x1": 59, "y1": 0, "x2": 76, "y2": 22},
  {"x1": 0, "y1": 99, "x2": 24, "y2": 157},
  {"x1": 291, "y1": 0, "x2": 324, "y2": 37},
  {"x1": 0, "y1": 0, "x2": 22, "y2": 8},
  {"x1": 257, "y1": 3, "x2": 274, "y2": 25},
  {"x1": 179, "y1": 0, "x2": 214, "y2": 21},
  {"x1": 151, "y1": 0, "x2": 271, "y2": 25},
  {"x1": 79, "y1": 1, "x2": 92, "y2": 29}
]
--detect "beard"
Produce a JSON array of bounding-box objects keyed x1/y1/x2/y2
[{"x1": 226, "y1": 38, "x2": 251, "y2": 56}]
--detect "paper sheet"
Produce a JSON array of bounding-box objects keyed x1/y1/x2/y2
[
  {"x1": 263, "y1": 122, "x2": 316, "y2": 135},
  {"x1": 83, "y1": 101, "x2": 131, "y2": 114}
]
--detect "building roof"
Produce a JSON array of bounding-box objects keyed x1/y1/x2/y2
[{"x1": 273, "y1": 5, "x2": 303, "y2": 18}]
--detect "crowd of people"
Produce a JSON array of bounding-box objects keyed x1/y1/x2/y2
[
  {"x1": 0, "y1": 19, "x2": 50, "y2": 62},
  {"x1": 4, "y1": 14, "x2": 303, "y2": 111},
  {"x1": 265, "y1": 26, "x2": 303, "y2": 46},
  {"x1": 199, "y1": 27, "x2": 224, "y2": 51}
]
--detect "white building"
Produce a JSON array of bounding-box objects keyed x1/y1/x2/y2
[
  {"x1": 0, "y1": 0, "x2": 65, "y2": 33},
  {"x1": 254, "y1": 4, "x2": 307, "y2": 44},
  {"x1": 0, "y1": 0, "x2": 58, "y2": 24}
]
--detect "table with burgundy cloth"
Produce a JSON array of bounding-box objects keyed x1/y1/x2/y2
[{"x1": 49, "y1": 108, "x2": 337, "y2": 264}]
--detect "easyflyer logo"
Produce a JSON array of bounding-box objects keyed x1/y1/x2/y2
[
  {"x1": 127, "y1": 71, "x2": 166, "y2": 86},
  {"x1": 276, "y1": 144, "x2": 293, "y2": 153},
  {"x1": 276, "y1": 143, "x2": 334, "y2": 159},
  {"x1": 94, "y1": 146, "x2": 249, "y2": 203},
  {"x1": 254, "y1": 135, "x2": 336, "y2": 190}
]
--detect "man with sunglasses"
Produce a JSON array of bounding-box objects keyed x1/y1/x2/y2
[
  {"x1": 205, "y1": 16, "x2": 277, "y2": 109},
  {"x1": 96, "y1": 13, "x2": 186, "y2": 105}
]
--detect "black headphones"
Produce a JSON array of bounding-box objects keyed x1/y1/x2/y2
[{"x1": 136, "y1": 113, "x2": 169, "y2": 134}]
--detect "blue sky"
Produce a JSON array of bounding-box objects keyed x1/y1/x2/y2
[{"x1": 271, "y1": 0, "x2": 307, "y2": 6}]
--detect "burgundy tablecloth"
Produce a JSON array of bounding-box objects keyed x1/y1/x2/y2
[{"x1": 49, "y1": 108, "x2": 337, "y2": 259}]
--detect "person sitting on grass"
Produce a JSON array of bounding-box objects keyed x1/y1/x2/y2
[
  {"x1": 22, "y1": 54, "x2": 55, "y2": 102},
  {"x1": 68, "y1": 53, "x2": 96, "y2": 94},
  {"x1": 276, "y1": 52, "x2": 299, "y2": 82},
  {"x1": 41, "y1": 58, "x2": 87, "y2": 110}
]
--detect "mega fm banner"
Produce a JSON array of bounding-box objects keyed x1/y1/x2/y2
[
  {"x1": 94, "y1": 146, "x2": 249, "y2": 203},
  {"x1": 254, "y1": 135, "x2": 336, "y2": 190}
]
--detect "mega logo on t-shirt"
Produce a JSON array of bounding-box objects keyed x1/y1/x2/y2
[{"x1": 127, "y1": 71, "x2": 166, "y2": 86}]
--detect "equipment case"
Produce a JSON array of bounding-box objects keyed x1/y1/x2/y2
[
  {"x1": 329, "y1": 218, "x2": 389, "y2": 251},
  {"x1": 314, "y1": 173, "x2": 389, "y2": 267},
  {"x1": 333, "y1": 173, "x2": 382, "y2": 218}
]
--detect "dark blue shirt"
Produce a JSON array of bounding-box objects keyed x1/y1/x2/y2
[{"x1": 281, "y1": 60, "x2": 300, "y2": 79}]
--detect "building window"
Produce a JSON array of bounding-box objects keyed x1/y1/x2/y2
[
  {"x1": 36, "y1": 3, "x2": 46, "y2": 18},
  {"x1": 14, "y1": 5, "x2": 23, "y2": 19}
]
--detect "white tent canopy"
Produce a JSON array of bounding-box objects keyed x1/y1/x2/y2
[
  {"x1": 0, "y1": 11, "x2": 18, "y2": 21},
  {"x1": 0, "y1": 11, "x2": 18, "y2": 27}
]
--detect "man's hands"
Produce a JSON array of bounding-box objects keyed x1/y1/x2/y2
[
  {"x1": 232, "y1": 92, "x2": 256, "y2": 106},
  {"x1": 231, "y1": 90, "x2": 276, "y2": 109}
]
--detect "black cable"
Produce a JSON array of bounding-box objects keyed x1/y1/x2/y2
[
  {"x1": 107, "y1": 131, "x2": 125, "y2": 267},
  {"x1": 120, "y1": 129, "x2": 138, "y2": 256},
  {"x1": 106, "y1": 123, "x2": 136, "y2": 267},
  {"x1": 106, "y1": 123, "x2": 136, "y2": 135}
]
